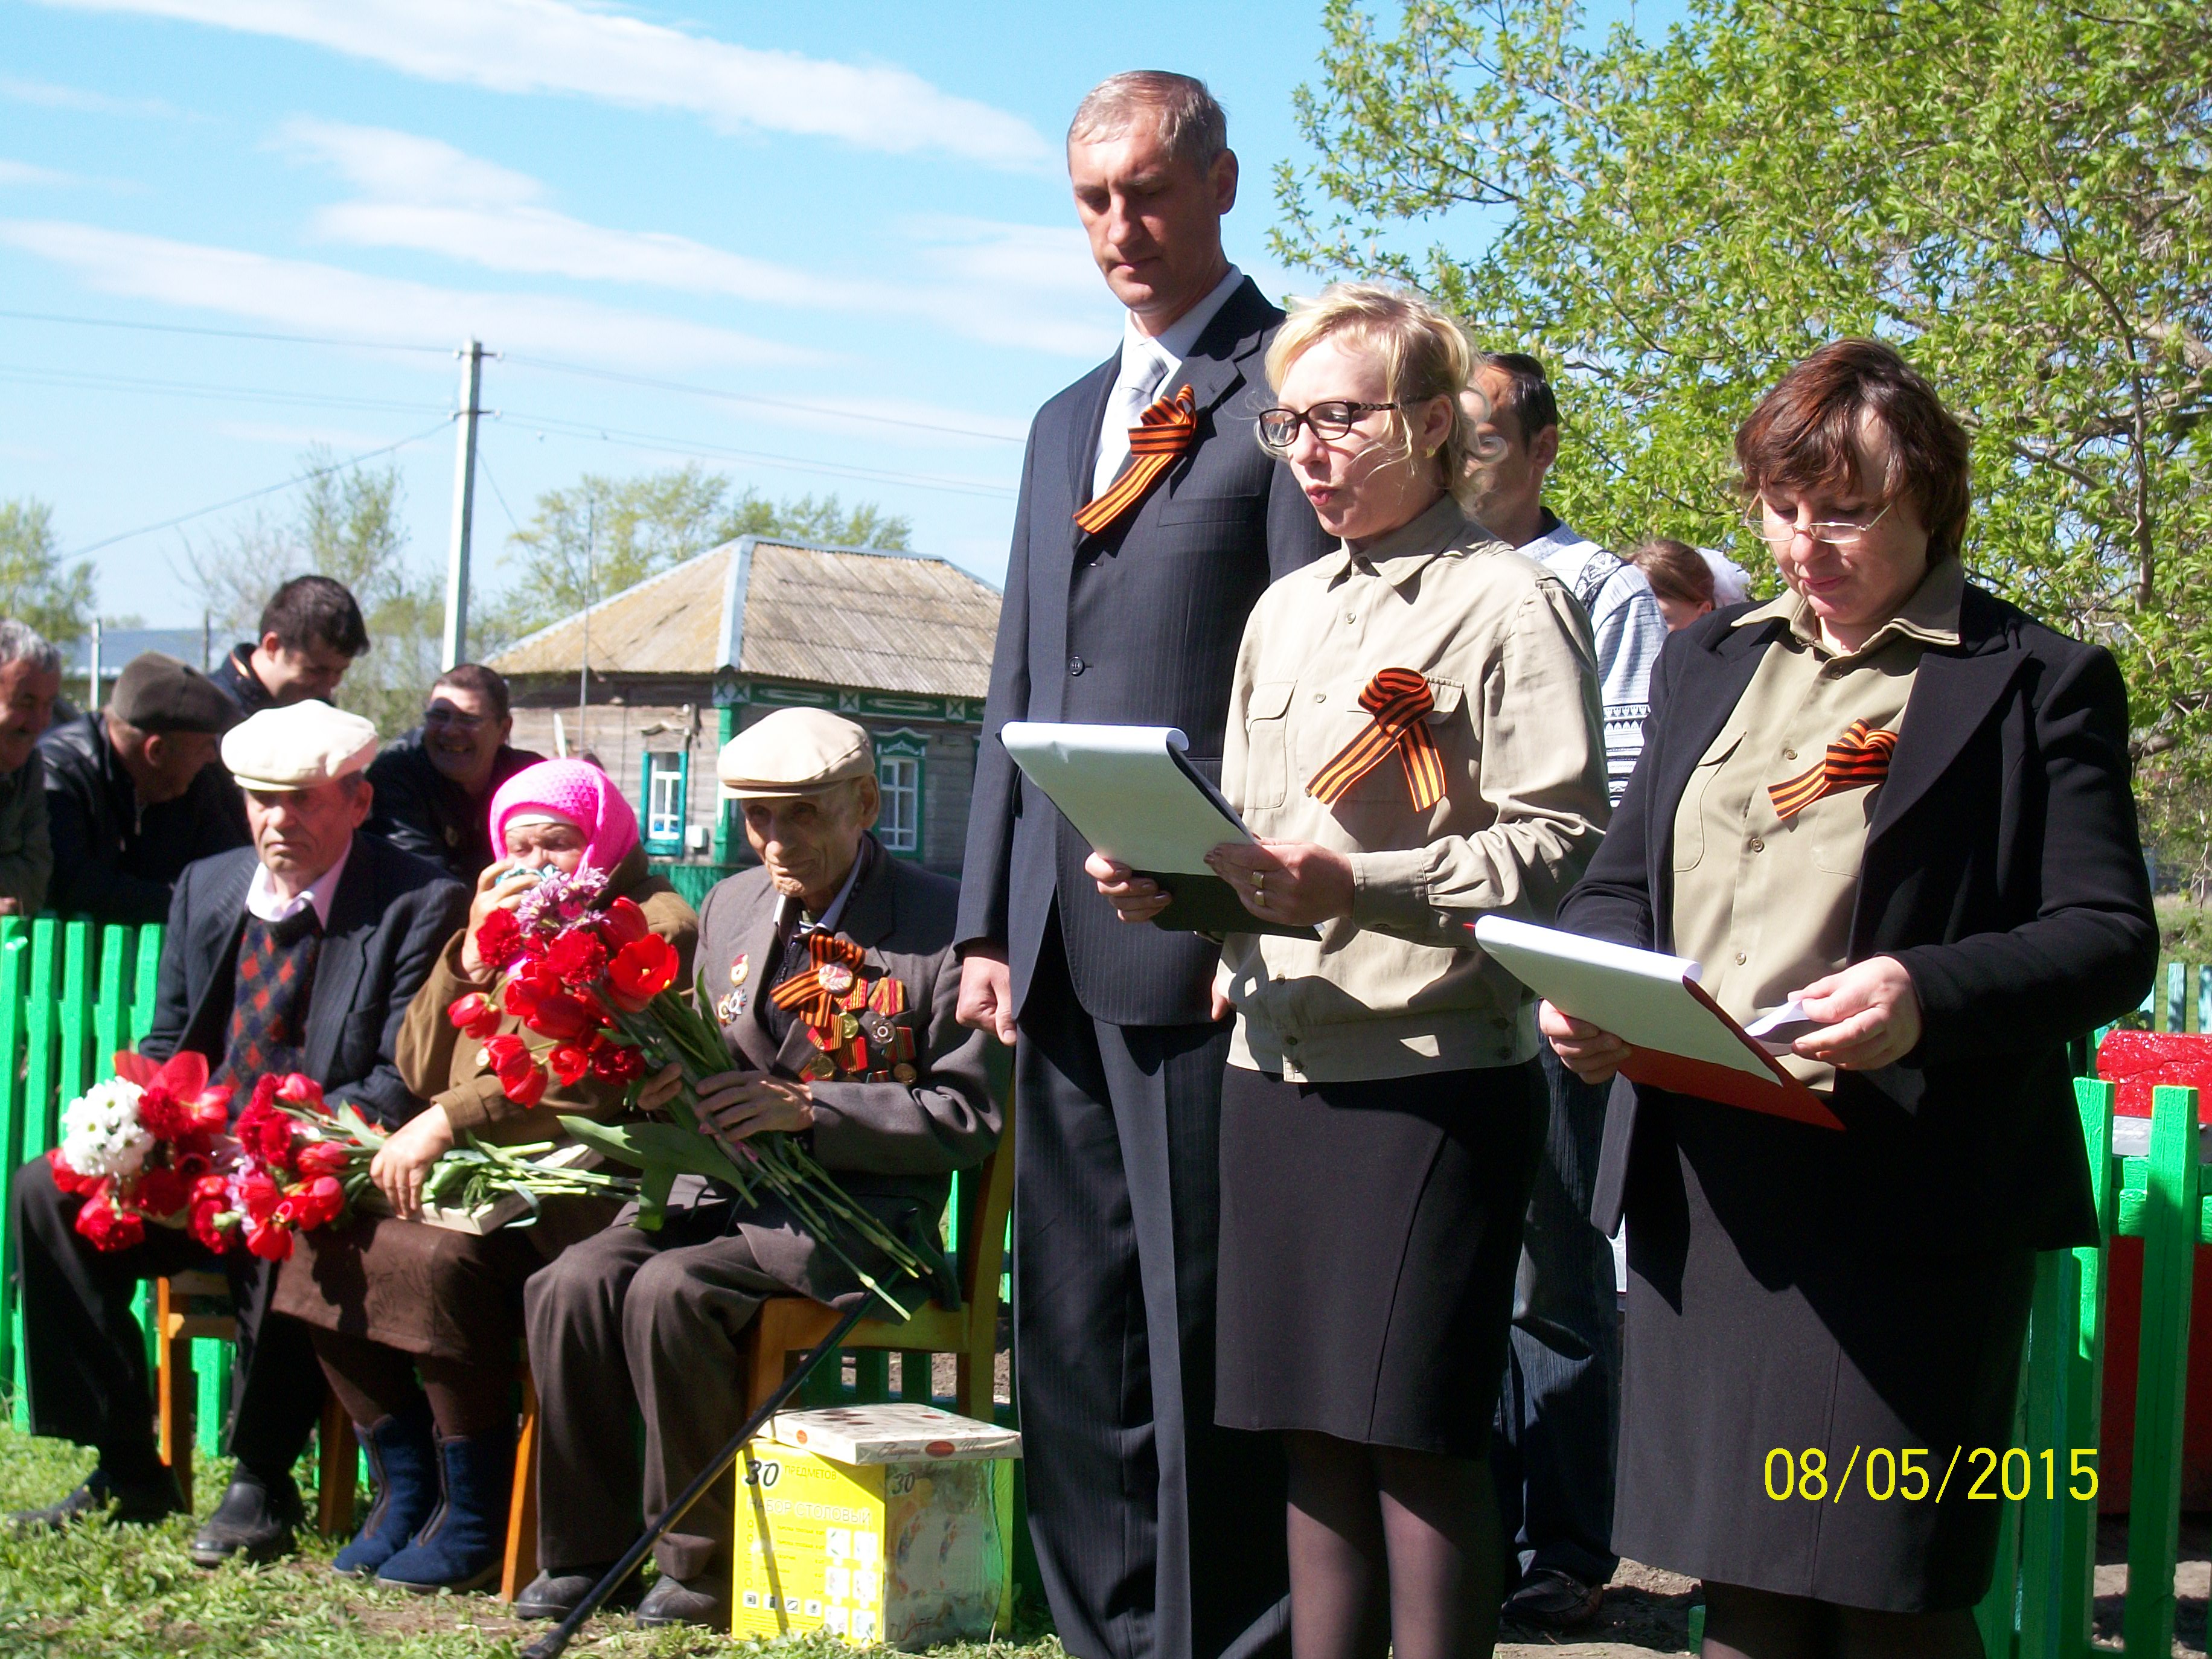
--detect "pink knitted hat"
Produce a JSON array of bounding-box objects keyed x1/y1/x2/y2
[{"x1": 488, "y1": 759, "x2": 640, "y2": 874}]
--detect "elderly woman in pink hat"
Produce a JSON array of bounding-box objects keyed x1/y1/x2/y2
[{"x1": 273, "y1": 758, "x2": 698, "y2": 1593}]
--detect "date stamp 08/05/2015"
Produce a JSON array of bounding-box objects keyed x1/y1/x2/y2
[{"x1": 1764, "y1": 1446, "x2": 2100, "y2": 1504}]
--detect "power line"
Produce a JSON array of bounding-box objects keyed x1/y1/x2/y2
[
  {"x1": 475, "y1": 446, "x2": 525, "y2": 538},
  {"x1": 493, "y1": 411, "x2": 1018, "y2": 501},
  {"x1": 66, "y1": 420, "x2": 456, "y2": 558},
  {"x1": 0, "y1": 307, "x2": 451, "y2": 354},
  {"x1": 0, "y1": 362, "x2": 450, "y2": 416},
  {"x1": 500, "y1": 354, "x2": 1024, "y2": 446}
]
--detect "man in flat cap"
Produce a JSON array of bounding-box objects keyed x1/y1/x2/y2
[
  {"x1": 517, "y1": 707, "x2": 1000, "y2": 1630},
  {"x1": 39, "y1": 651, "x2": 251, "y2": 923},
  {"x1": 8, "y1": 700, "x2": 468, "y2": 1566}
]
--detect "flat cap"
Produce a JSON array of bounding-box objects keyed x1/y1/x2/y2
[
  {"x1": 221, "y1": 699, "x2": 379, "y2": 791},
  {"x1": 111, "y1": 653, "x2": 237, "y2": 735},
  {"x1": 718, "y1": 708, "x2": 875, "y2": 799}
]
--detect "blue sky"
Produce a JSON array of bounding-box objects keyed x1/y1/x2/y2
[{"x1": 0, "y1": 0, "x2": 1663, "y2": 633}]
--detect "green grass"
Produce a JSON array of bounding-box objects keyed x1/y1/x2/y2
[
  {"x1": 0, "y1": 1424, "x2": 1060, "y2": 1659},
  {"x1": 2157, "y1": 897, "x2": 2212, "y2": 965}
]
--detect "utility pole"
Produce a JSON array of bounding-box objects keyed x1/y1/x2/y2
[
  {"x1": 86, "y1": 618, "x2": 101, "y2": 712},
  {"x1": 577, "y1": 504, "x2": 593, "y2": 755},
  {"x1": 441, "y1": 338, "x2": 484, "y2": 670}
]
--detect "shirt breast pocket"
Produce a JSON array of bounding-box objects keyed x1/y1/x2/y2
[
  {"x1": 1671, "y1": 733, "x2": 1744, "y2": 874},
  {"x1": 1803, "y1": 787, "x2": 1878, "y2": 877},
  {"x1": 1317, "y1": 676, "x2": 1465, "y2": 808},
  {"x1": 1242, "y1": 680, "x2": 1297, "y2": 810}
]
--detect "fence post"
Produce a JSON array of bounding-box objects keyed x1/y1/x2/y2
[
  {"x1": 55, "y1": 921, "x2": 91, "y2": 1111},
  {"x1": 11, "y1": 920, "x2": 58, "y2": 1429},
  {"x1": 129, "y1": 925, "x2": 162, "y2": 1049},
  {"x1": 93, "y1": 924, "x2": 129, "y2": 1073},
  {"x1": 2122, "y1": 1082, "x2": 2199, "y2": 1659},
  {"x1": 0, "y1": 940, "x2": 27, "y2": 1407}
]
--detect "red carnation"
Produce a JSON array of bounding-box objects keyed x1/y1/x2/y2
[
  {"x1": 525, "y1": 989, "x2": 599, "y2": 1043},
  {"x1": 294, "y1": 1141, "x2": 350, "y2": 1180},
  {"x1": 237, "y1": 1169, "x2": 281, "y2": 1222},
  {"x1": 447, "y1": 991, "x2": 501, "y2": 1039},
  {"x1": 133, "y1": 1162, "x2": 193, "y2": 1219},
  {"x1": 546, "y1": 928, "x2": 609, "y2": 989},
  {"x1": 75, "y1": 1192, "x2": 144, "y2": 1252},
  {"x1": 45, "y1": 1147, "x2": 101, "y2": 1197},
  {"x1": 137, "y1": 1089, "x2": 188, "y2": 1141},
  {"x1": 192, "y1": 1172, "x2": 229, "y2": 1204},
  {"x1": 606, "y1": 933, "x2": 679, "y2": 1012},
  {"x1": 188, "y1": 1198, "x2": 233, "y2": 1253},
  {"x1": 547, "y1": 1043, "x2": 590, "y2": 1087},
  {"x1": 589, "y1": 1041, "x2": 649, "y2": 1083},
  {"x1": 236, "y1": 1101, "x2": 295, "y2": 1167},
  {"x1": 475, "y1": 908, "x2": 523, "y2": 967}
]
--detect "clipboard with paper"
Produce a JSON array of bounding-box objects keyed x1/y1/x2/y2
[
  {"x1": 1472, "y1": 916, "x2": 1843, "y2": 1129},
  {"x1": 999, "y1": 722, "x2": 1320, "y2": 939}
]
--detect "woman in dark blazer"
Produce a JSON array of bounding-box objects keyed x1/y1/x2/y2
[{"x1": 1544, "y1": 339, "x2": 2156, "y2": 1656}]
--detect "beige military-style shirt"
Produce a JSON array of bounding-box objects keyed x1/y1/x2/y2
[
  {"x1": 1217, "y1": 493, "x2": 1610, "y2": 1082},
  {"x1": 1670, "y1": 557, "x2": 1964, "y2": 1088}
]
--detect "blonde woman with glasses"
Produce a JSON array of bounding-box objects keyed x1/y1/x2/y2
[
  {"x1": 1088, "y1": 282, "x2": 1608, "y2": 1659},
  {"x1": 1544, "y1": 339, "x2": 2155, "y2": 1655}
]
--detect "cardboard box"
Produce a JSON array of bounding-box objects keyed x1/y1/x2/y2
[{"x1": 732, "y1": 1403, "x2": 1021, "y2": 1648}]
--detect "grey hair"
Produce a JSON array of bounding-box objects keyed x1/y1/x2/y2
[
  {"x1": 0, "y1": 620, "x2": 62, "y2": 678},
  {"x1": 1068, "y1": 71, "x2": 1228, "y2": 171}
]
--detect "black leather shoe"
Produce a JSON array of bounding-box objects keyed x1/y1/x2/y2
[
  {"x1": 634, "y1": 1574, "x2": 730, "y2": 1629},
  {"x1": 188, "y1": 1468, "x2": 303, "y2": 1567},
  {"x1": 513, "y1": 1564, "x2": 644, "y2": 1621},
  {"x1": 1502, "y1": 1567, "x2": 1605, "y2": 1631},
  {"x1": 10, "y1": 1466, "x2": 182, "y2": 1531}
]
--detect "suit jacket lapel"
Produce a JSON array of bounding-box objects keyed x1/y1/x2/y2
[
  {"x1": 1864, "y1": 638, "x2": 2023, "y2": 849},
  {"x1": 182, "y1": 855, "x2": 256, "y2": 1061},
  {"x1": 302, "y1": 839, "x2": 371, "y2": 1081},
  {"x1": 1066, "y1": 354, "x2": 1120, "y2": 510},
  {"x1": 721, "y1": 887, "x2": 788, "y2": 1075}
]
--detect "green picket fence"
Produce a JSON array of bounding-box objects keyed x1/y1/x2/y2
[{"x1": 2135, "y1": 959, "x2": 2210, "y2": 1034}]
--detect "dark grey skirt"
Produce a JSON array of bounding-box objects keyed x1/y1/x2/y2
[
  {"x1": 1613, "y1": 1087, "x2": 2035, "y2": 1611},
  {"x1": 1214, "y1": 1060, "x2": 1542, "y2": 1456}
]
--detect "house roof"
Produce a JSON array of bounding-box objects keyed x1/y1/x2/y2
[
  {"x1": 62, "y1": 628, "x2": 214, "y2": 678},
  {"x1": 485, "y1": 537, "x2": 1001, "y2": 699}
]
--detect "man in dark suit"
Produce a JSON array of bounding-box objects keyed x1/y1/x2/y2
[
  {"x1": 520, "y1": 709, "x2": 997, "y2": 1630},
  {"x1": 956, "y1": 70, "x2": 1332, "y2": 1659},
  {"x1": 7, "y1": 700, "x2": 467, "y2": 1565}
]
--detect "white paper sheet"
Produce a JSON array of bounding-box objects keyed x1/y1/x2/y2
[
  {"x1": 1472, "y1": 915, "x2": 1774, "y2": 1079},
  {"x1": 1000, "y1": 723, "x2": 1253, "y2": 875}
]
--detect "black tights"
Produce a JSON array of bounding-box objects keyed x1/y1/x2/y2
[
  {"x1": 1282, "y1": 1430, "x2": 1503, "y2": 1659},
  {"x1": 309, "y1": 1328, "x2": 512, "y2": 1440},
  {"x1": 1703, "y1": 1582, "x2": 1985, "y2": 1659}
]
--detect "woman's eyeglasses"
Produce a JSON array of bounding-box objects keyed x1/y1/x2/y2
[
  {"x1": 1256, "y1": 400, "x2": 1404, "y2": 455},
  {"x1": 1747, "y1": 497, "x2": 1893, "y2": 549}
]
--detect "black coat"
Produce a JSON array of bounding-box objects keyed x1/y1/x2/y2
[
  {"x1": 1560, "y1": 582, "x2": 2157, "y2": 1250},
  {"x1": 956, "y1": 278, "x2": 1335, "y2": 1026},
  {"x1": 37, "y1": 710, "x2": 249, "y2": 924},
  {"x1": 141, "y1": 833, "x2": 470, "y2": 1128},
  {"x1": 365, "y1": 729, "x2": 544, "y2": 883}
]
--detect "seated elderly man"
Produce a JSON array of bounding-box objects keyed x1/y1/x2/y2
[
  {"x1": 517, "y1": 708, "x2": 1000, "y2": 1630},
  {"x1": 7, "y1": 701, "x2": 468, "y2": 1565},
  {"x1": 365, "y1": 663, "x2": 543, "y2": 883}
]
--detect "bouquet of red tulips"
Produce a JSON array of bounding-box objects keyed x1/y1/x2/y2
[{"x1": 452, "y1": 865, "x2": 935, "y2": 1314}]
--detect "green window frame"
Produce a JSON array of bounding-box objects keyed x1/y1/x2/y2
[{"x1": 874, "y1": 730, "x2": 927, "y2": 860}]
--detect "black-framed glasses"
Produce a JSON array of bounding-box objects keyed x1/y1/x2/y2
[{"x1": 1256, "y1": 400, "x2": 1404, "y2": 455}]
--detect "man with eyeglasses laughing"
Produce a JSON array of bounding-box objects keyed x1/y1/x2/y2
[{"x1": 365, "y1": 665, "x2": 543, "y2": 883}]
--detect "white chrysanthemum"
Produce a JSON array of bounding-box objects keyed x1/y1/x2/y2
[{"x1": 59, "y1": 1078, "x2": 151, "y2": 1180}]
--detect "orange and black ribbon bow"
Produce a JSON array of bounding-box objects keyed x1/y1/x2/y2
[
  {"x1": 1073, "y1": 383, "x2": 1197, "y2": 535},
  {"x1": 1767, "y1": 720, "x2": 1899, "y2": 820},
  {"x1": 1306, "y1": 668, "x2": 1448, "y2": 811},
  {"x1": 768, "y1": 932, "x2": 870, "y2": 1029}
]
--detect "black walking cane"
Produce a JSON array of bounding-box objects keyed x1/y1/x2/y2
[{"x1": 521, "y1": 1296, "x2": 873, "y2": 1659}]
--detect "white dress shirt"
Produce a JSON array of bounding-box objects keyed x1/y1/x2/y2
[
  {"x1": 1521, "y1": 517, "x2": 1667, "y2": 806},
  {"x1": 245, "y1": 838, "x2": 352, "y2": 930},
  {"x1": 1090, "y1": 264, "x2": 1245, "y2": 501}
]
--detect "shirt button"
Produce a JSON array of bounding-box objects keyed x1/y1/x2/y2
[
  {"x1": 1312, "y1": 691, "x2": 1326, "y2": 703},
  {"x1": 1345, "y1": 610, "x2": 1357, "y2": 623},
  {"x1": 1068, "y1": 656, "x2": 1085, "y2": 676},
  {"x1": 1783, "y1": 747, "x2": 1798, "y2": 761},
  {"x1": 1749, "y1": 837, "x2": 1765, "y2": 852},
  {"x1": 1734, "y1": 951, "x2": 1748, "y2": 965}
]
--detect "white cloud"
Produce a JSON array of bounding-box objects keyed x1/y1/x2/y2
[
  {"x1": 37, "y1": 0, "x2": 1052, "y2": 171},
  {"x1": 0, "y1": 159, "x2": 89, "y2": 188},
  {"x1": 0, "y1": 219, "x2": 814, "y2": 369},
  {"x1": 0, "y1": 75, "x2": 181, "y2": 117},
  {"x1": 282, "y1": 120, "x2": 1119, "y2": 359}
]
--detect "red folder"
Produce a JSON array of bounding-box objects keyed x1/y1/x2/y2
[{"x1": 1622, "y1": 977, "x2": 1843, "y2": 1129}]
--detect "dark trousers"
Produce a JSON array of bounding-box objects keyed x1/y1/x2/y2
[
  {"x1": 523, "y1": 1184, "x2": 777, "y2": 1584},
  {"x1": 1013, "y1": 920, "x2": 1288, "y2": 1659},
  {"x1": 7, "y1": 1156, "x2": 322, "y2": 1474},
  {"x1": 1491, "y1": 1052, "x2": 1622, "y2": 1587}
]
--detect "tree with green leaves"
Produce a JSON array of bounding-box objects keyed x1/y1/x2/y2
[
  {"x1": 1274, "y1": 0, "x2": 2212, "y2": 872},
  {"x1": 478, "y1": 465, "x2": 912, "y2": 651},
  {"x1": 0, "y1": 500, "x2": 97, "y2": 645}
]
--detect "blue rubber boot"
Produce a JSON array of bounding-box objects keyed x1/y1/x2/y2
[
  {"x1": 376, "y1": 1428, "x2": 516, "y2": 1593},
  {"x1": 333, "y1": 1399, "x2": 439, "y2": 1578}
]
